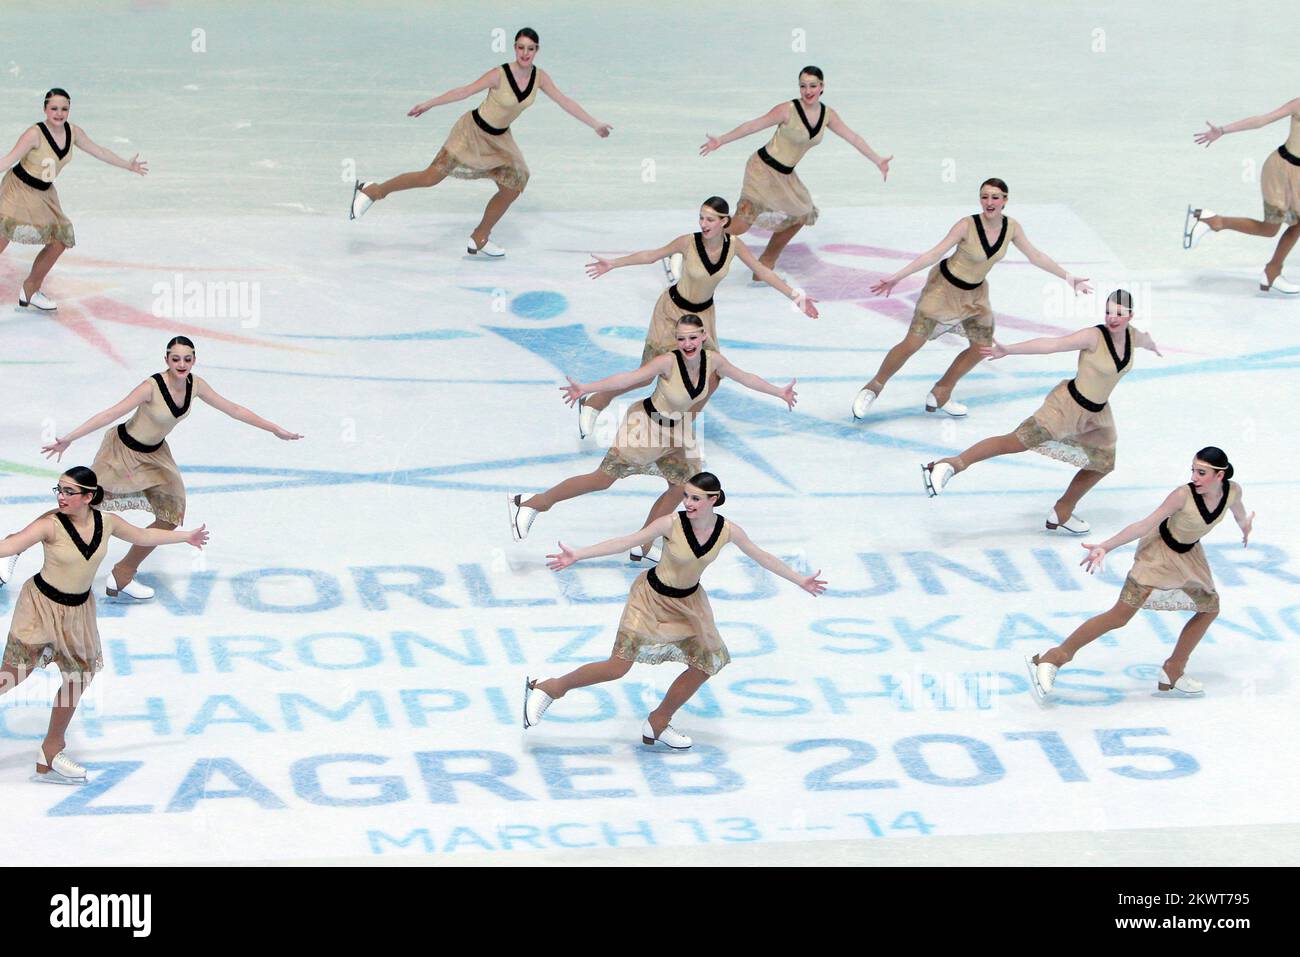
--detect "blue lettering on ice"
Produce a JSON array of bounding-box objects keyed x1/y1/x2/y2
[
  {"x1": 46, "y1": 761, "x2": 153, "y2": 816},
  {"x1": 107, "y1": 637, "x2": 198, "y2": 676},
  {"x1": 894, "y1": 734, "x2": 1006, "y2": 787},
  {"x1": 624, "y1": 682, "x2": 722, "y2": 719},
  {"x1": 823, "y1": 553, "x2": 898, "y2": 598},
  {"x1": 295, "y1": 632, "x2": 383, "y2": 670},
  {"x1": 815, "y1": 675, "x2": 902, "y2": 713},
  {"x1": 730, "y1": 678, "x2": 814, "y2": 717},
  {"x1": 392, "y1": 629, "x2": 487, "y2": 666},
  {"x1": 635, "y1": 744, "x2": 743, "y2": 796},
  {"x1": 230, "y1": 568, "x2": 342, "y2": 613},
  {"x1": 717, "y1": 621, "x2": 776, "y2": 659},
  {"x1": 813, "y1": 618, "x2": 892, "y2": 655},
  {"x1": 97, "y1": 572, "x2": 217, "y2": 617},
  {"x1": 414, "y1": 750, "x2": 534, "y2": 803},
  {"x1": 211, "y1": 635, "x2": 288, "y2": 672},
  {"x1": 533, "y1": 747, "x2": 636, "y2": 800},
  {"x1": 458, "y1": 563, "x2": 555, "y2": 607},
  {"x1": 79, "y1": 697, "x2": 171, "y2": 738},
  {"x1": 1095, "y1": 728, "x2": 1199, "y2": 780},
  {"x1": 351, "y1": 566, "x2": 458, "y2": 610},
  {"x1": 370, "y1": 829, "x2": 434, "y2": 854},
  {"x1": 185, "y1": 695, "x2": 274, "y2": 734},
  {"x1": 281, "y1": 691, "x2": 391, "y2": 730},
  {"x1": 400, "y1": 689, "x2": 471, "y2": 726},
  {"x1": 166, "y1": 758, "x2": 288, "y2": 811},
  {"x1": 543, "y1": 625, "x2": 606, "y2": 663},
  {"x1": 903, "y1": 550, "x2": 1030, "y2": 595},
  {"x1": 292, "y1": 753, "x2": 409, "y2": 807}
]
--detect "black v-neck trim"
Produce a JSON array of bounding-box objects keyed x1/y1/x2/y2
[
  {"x1": 152, "y1": 373, "x2": 193, "y2": 418},
  {"x1": 1188, "y1": 482, "x2": 1229, "y2": 525},
  {"x1": 972, "y1": 214, "x2": 1008, "y2": 260},
  {"x1": 675, "y1": 349, "x2": 708, "y2": 399},
  {"x1": 679, "y1": 511, "x2": 725, "y2": 559},
  {"x1": 38, "y1": 121, "x2": 71, "y2": 159},
  {"x1": 56, "y1": 509, "x2": 102, "y2": 561},
  {"x1": 693, "y1": 231, "x2": 729, "y2": 276},
  {"x1": 502, "y1": 63, "x2": 536, "y2": 102},
  {"x1": 1096, "y1": 325, "x2": 1132, "y2": 372},
  {"x1": 791, "y1": 98, "x2": 825, "y2": 139}
]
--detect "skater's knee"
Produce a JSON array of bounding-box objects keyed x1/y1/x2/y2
[
  {"x1": 1263, "y1": 222, "x2": 1282, "y2": 238},
  {"x1": 1110, "y1": 600, "x2": 1139, "y2": 625},
  {"x1": 608, "y1": 655, "x2": 633, "y2": 677},
  {"x1": 900, "y1": 333, "x2": 927, "y2": 355},
  {"x1": 592, "y1": 469, "x2": 617, "y2": 490}
]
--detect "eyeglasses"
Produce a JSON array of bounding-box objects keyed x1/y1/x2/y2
[{"x1": 53, "y1": 486, "x2": 90, "y2": 497}]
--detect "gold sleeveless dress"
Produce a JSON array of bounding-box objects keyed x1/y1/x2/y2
[
  {"x1": 92, "y1": 373, "x2": 193, "y2": 525},
  {"x1": 1120, "y1": 482, "x2": 1241, "y2": 613},
  {"x1": 1014, "y1": 325, "x2": 1136, "y2": 474},
  {"x1": 1260, "y1": 113, "x2": 1300, "y2": 225},
  {"x1": 641, "y1": 232, "x2": 738, "y2": 361},
  {"x1": 0, "y1": 122, "x2": 76, "y2": 246},
  {"x1": 600, "y1": 348, "x2": 715, "y2": 485},
  {"x1": 431, "y1": 64, "x2": 539, "y2": 192},
  {"x1": 737, "y1": 99, "x2": 833, "y2": 232},
  {"x1": 908, "y1": 214, "x2": 1019, "y2": 345},
  {"x1": 614, "y1": 510, "x2": 733, "y2": 675},
  {"x1": 4, "y1": 509, "x2": 117, "y2": 674}
]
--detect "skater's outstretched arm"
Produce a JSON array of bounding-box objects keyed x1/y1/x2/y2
[
  {"x1": 871, "y1": 218, "x2": 968, "y2": 294},
  {"x1": 547, "y1": 515, "x2": 677, "y2": 570},
  {"x1": 71, "y1": 125, "x2": 147, "y2": 175},
  {"x1": 111, "y1": 518, "x2": 209, "y2": 549},
  {"x1": 699, "y1": 102, "x2": 788, "y2": 156},
  {"x1": 1079, "y1": 487, "x2": 1188, "y2": 573},
  {"x1": 407, "y1": 68, "x2": 499, "y2": 117},
  {"x1": 537, "y1": 70, "x2": 611, "y2": 136},
  {"x1": 733, "y1": 241, "x2": 819, "y2": 317},
  {"x1": 586, "y1": 236, "x2": 687, "y2": 278},
  {"x1": 41, "y1": 381, "x2": 155, "y2": 461},
  {"x1": 1011, "y1": 229, "x2": 1091, "y2": 293},
  {"x1": 195, "y1": 378, "x2": 303, "y2": 440},
  {"x1": 1230, "y1": 495, "x2": 1255, "y2": 546},
  {"x1": 982, "y1": 327, "x2": 1100, "y2": 360},
  {"x1": 1194, "y1": 97, "x2": 1300, "y2": 146},
  {"x1": 826, "y1": 112, "x2": 891, "y2": 180},
  {"x1": 712, "y1": 353, "x2": 797, "y2": 409},
  {"x1": 559, "y1": 354, "x2": 672, "y2": 406},
  {"x1": 0, "y1": 127, "x2": 39, "y2": 170},
  {"x1": 728, "y1": 522, "x2": 826, "y2": 595},
  {"x1": 0, "y1": 515, "x2": 54, "y2": 558}
]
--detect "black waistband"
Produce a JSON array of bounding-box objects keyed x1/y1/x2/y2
[
  {"x1": 1158, "y1": 519, "x2": 1197, "y2": 554},
  {"x1": 756, "y1": 146, "x2": 795, "y2": 175},
  {"x1": 1066, "y1": 379, "x2": 1107, "y2": 413},
  {"x1": 647, "y1": 567, "x2": 699, "y2": 598},
  {"x1": 117, "y1": 422, "x2": 164, "y2": 453},
  {"x1": 667, "y1": 283, "x2": 713, "y2": 312},
  {"x1": 471, "y1": 109, "x2": 509, "y2": 136},
  {"x1": 641, "y1": 396, "x2": 685, "y2": 428},
  {"x1": 939, "y1": 258, "x2": 983, "y2": 291},
  {"x1": 1278, "y1": 144, "x2": 1300, "y2": 167},
  {"x1": 11, "y1": 164, "x2": 52, "y2": 191},
  {"x1": 33, "y1": 573, "x2": 91, "y2": 607}
]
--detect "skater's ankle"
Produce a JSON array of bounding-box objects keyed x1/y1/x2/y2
[
  {"x1": 647, "y1": 710, "x2": 669, "y2": 736},
  {"x1": 1161, "y1": 659, "x2": 1187, "y2": 682},
  {"x1": 40, "y1": 738, "x2": 66, "y2": 762},
  {"x1": 534, "y1": 678, "x2": 564, "y2": 699},
  {"x1": 1036, "y1": 650, "x2": 1070, "y2": 667},
  {"x1": 111, "y1": 566, "x2": 135, "y2": 587}
]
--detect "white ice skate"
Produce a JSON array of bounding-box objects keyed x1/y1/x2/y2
[
  {"x1": 922, "y1": 461, "x2": 956, "y2": 498},
  {"x1": 851, "y1": 386, "x2": 878, "y2": 419},
  {"x1": 925, "y1": 392, "x2": 967, "y2": 417},
  {"x1": 468, "y1": 237, "x2": 506, "y2": 258},
  {"x1": 523, "y1": 676, "x2": 554, "y2": 728},
  {"x1": 1157, "y1": 668, "x2": 1205, "y2": 697},
  {"x1": 1183, "y1": 206, "x2": 1215, "y2": 249},
  {"x1": 1025, "y1": 654, "x2": 1058, "y2": 702},
  {"x1": 662, "y1": 252, "x2": 683, "y2": 285},
  {"x1": 33, "y1": 748, "x2": 87, "y2": 785},
  {"x1": 641, "y1": 719, "x2": 692, "y2": 750},
  {"x1": 578, "y1": 396, "x2": 601, "y2": 438},
  {"x1": 1259, "y1": 271, "x2": 1300, "y2": 295},
  {"x1": 629, "y1": 539, "x2": 662, "y2": 564},
  {"x1": 1045, "y1": 507, "x2": 1090, "y2": 535},
  {"x1": 18, "y1": 289, "x2": 56, "y2": 311},
  {"x1": 349, "y1": 180, "x2": 375, "y2": 220},
  {"x1": 0, "y1": 553, "x2": 17, "y2": 587},
  {"x1": 106, "y1": 572, "x2": 154, "y2": 601},
  {"x1": 507, "y1": 493, "x2": 538, "y2": 541}
]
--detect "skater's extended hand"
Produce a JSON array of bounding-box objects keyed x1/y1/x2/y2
[
  {"x1": 779, "y1": 379, "x2": 798, "y2": 410},
  {"x1": 560, "y1": 376, "x2": 586, "y2": 407},
  {"x1": 1241, "y1": 511, "x2": 1255, "y2": 546},
  {"x1": 876, "y1": 156, "x2": 893, "y2": 181},
  {"x1": 585, "y1": 256, "x2": 614, "y2": 279},
  {"x1": 870, "y1": 277, "x2": 900, "y2": 297},
  {"x1": 273, "y1": 427, "x2": 304, "y2": 440},
  {"x1": 1069, "y1": 276, "x2": 1092, "y2": 295},
  {"x1": 593, "y1": 123, "x2": 613, "y2": 138},
  {"x1": 408, "y1": 101, "x2": 434, "y2": 118},
  {"x1": 796, "y1": 294, "x2": 819, "y2": 319},
  {"x1": 1079, "y1": 543, "x2": 1107, "y2": 573},
  {"x1": 981, "y1": 341, "x2": 1009, "y2": 361},
  {"x1": 127, "y1": 154, "x2": 148, "y2": 176},
  {"x1": 699, "y1": 134, "x2": 723, "y2": 156},
  {"x1": 41, "y1": 438, "x2": 71, "y2": 462},
  {"x1": 547, "y1": 542, "x2": 578, "y2": 571},
  {"x1": 1136, "y1": 329, "x2": 1163, "y2": 357},
  {"x1": 186, "y1": 524, "x2": 210, "y2": 549},
  {"x1": 1194, "y1": 122, "x2": 1223, "y2": 147},
  {"x1": 800, "y1": 570, "x2": 827, "y2": 596}
]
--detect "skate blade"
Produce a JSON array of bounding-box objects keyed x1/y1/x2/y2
[
  {"x1": 1024, "y1": 655, "x2": 1048, "y2": 703},
  {"x1": 921, "y1": 463, "x2": 937, "y2": 498}
]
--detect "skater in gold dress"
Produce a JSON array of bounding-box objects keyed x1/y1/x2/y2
[
  {"x1": 0, "y1": 88, "x2": 148, "y2": 311},
  {"x1": 349, "y1": 28, "x2": 612, "y2": 258},
  {"x1": 522, "y1": 472, "x2": 826, "y2": 749},
  {"x1": 922, "y1": 290, "x2": 1162, "y2": 534},
  {"x1": 852, "y1": 178, "x2": 1091, "y2": 418},
  {"x1": 700, "y1": 66, "x2": 891, "y2": 277},
  {"x1": 578, "y1": 196, "x2": 818, "y2": 436},
  {"x1": 1026, "y1": 448, "x2": 1254, "y2": 702},
  {"x1": 507, "y1": 316, "x2": 796, "y2": 551},
  {"x1": 1186, "y1": 96, "x2": 1300, "y2": 294},
  {"x1": 0, "y1": 467, "x2": 207, "y2": 784},
  {"x1": 39, "y1": 336, "x2": 301, "y2": 600}
]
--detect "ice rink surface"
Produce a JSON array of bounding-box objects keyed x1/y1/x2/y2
[{"x1": 1, "y1": 1, "x2": 1297, "y2": 865}]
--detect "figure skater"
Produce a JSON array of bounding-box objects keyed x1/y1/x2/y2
[
  {"x1": 1027, "y1": 448, "x2": 1254, "y2": 701},
  {"x1": 852, "y1": 178, "x2": 1091, "y2": 418},
  {"x1": 0, "y1": 88, "x2": 147, "y2": 310},
  {"x1": 523, "y1": 472, "x2": 825, "y2": 749},
  {"x1": 349, "y1": 27, "x2": 612, "y2": 258}
]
